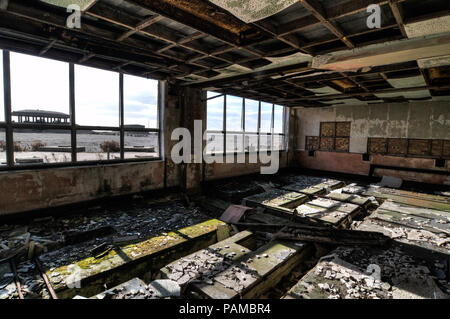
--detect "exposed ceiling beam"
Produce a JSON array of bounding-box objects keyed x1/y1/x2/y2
[
  {"x1": 298, "y1": 0, "x2": 355, "y2": 49},
  {"x1": 389, "y1": 0, "x2": 407, "y2": 37},
  {"x1": 312, "y1": 33, "x2": 450, "y2": 71},
  {"x1": 116, "y1": 15, "x2": 164, "y2": 42}
]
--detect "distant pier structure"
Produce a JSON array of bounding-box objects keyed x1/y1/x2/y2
[{"x1": 12, "y1": 109, "x2": 70, "y2": 124}]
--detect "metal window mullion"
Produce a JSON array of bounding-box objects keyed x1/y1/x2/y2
[
  {"x1": 157, "y1": 80, "x2": 162, "y2": 160},
  {"x1": 271, "y1": 104, "x2": 275, "y2": 151},
  {"x1": 242, "y1": 98, "x2": 245, "y2": 153},
  {"x1": 257, "y1": 101, "x2": 261, "y2": 152},
  {"x1": 119, "y1": 73, "x2": 124, "y2": 160},
  {"x1": 69, "y1": 63, "x2": 76, "y2": 162},
  {"x1": 223, "y1": 95, "x2": 226, "y2": 154},
  {"x1": 3, "y1": 51, "x2": 13, "y2": 167}
]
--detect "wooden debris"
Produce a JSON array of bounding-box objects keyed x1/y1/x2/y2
[
  {"x1": 64, "y1": 226, "x2": 116, "y2": 245},
  {"x1": 272, "y1": 226, "x2": 390, "y2": 247}
]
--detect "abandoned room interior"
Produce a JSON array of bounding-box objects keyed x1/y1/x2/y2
[{"x1": 0, "y1": 0, "x2": 449, "y2": 303}]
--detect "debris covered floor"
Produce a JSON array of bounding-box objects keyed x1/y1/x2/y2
[{"x1": 0, "y1": 173, "x2": 449, "y2": 299}]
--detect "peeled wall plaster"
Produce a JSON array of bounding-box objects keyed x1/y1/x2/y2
[
  {"x1": 208, "y1": 0, "x2": 297, "y2": 23},
  {"x1": 295, "y1": 102, "x2": 450, "y2": 154}
]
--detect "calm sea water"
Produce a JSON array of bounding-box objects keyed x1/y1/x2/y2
[{"x1": 11, "y1": 131, "x2": 159, "y2": 152}]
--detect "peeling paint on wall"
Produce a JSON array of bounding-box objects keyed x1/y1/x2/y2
[{"x1": 295, "y1": 102, "x2": 450, "y2": 153}]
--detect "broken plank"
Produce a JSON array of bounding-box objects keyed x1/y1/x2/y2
[
  {"x1": 326, "y1": 191, "x2": 374, "y2": 208},
  {"x1": 371, "y1": 208, "x2": 450, "y2": 236},
  {"x1": 243, "y1": 189, "x2": 309, "y2": 214},
  {"x1": 191, "y1": 241, "x2": 311, "y2": 299},
  {"x1": 281, "y1": 184, "x2": 327, "y2": 196},
  {"x1": 356, "y1": 219, "x2": 449, "y2": 257},
  {"x1": 369, "y1": 187, "x2": 450, "y2": 204},
  {"x1": 381, "y1": 201, "x2": 450, "y2": 220},
  {"x1": 296, "y1": 198, "x2": 361, "y2": 228},
  {"x1": 40, "y1": 219, "x2": 229, "y2": 299},
  {"x1": 272, "y1": 226, "x2": 389, "y2": 246},
  {"x1": 361, "y1": 189, "x2": 450, "y2": 212},
  {"x1": 159, "y1": 231, "x2": 255, "y2": 289}
]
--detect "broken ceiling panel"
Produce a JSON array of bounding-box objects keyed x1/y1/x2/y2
[
  {"x1": 375, "y1": 90, "x2": 431, "y2": 99},
  {"x1": 417, "y1": 55, "x2": 450, "y2": 69},
  {"x1": 387, "y1": 76, "x2": 427, "y2": 89},
  {"x1": 405, "y1": 15, "x2": 450, "y2": 38},
  {"x1": 40, "y1": 0, "x2": 96, "y2": 10},
  {"x1": 266, "y1": 52, "x2": 311, "y2": 64},
  {"x1": 375, "y1": 92, "x2": 405, "y2": 98},
  {"x1": 308, "y1": 86, "x2": 341, "y2": 95},
  {"x1": 402, "y1": 90, "x2": 432, "y2": 99},
  {"x1": 323, "y1": 99, "x2": 368, "y2": 106},
  {"x1": 208, "y1": 0, "x2": 297, "y2": 23},
  {"x1": 432, "y1": 96, "x2": 450, "y2": 101}
]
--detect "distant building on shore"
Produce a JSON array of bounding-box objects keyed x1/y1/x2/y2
[{"x1": 12, "y1": 109, "x2": 70, "y2": 124}]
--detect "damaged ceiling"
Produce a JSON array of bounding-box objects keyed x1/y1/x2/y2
[{"x1": 0, "y1": 0, "x2": 448, "y2": 107}]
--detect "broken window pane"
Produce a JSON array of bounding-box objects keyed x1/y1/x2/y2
[
  {"x1": 77, "y1": 130, "x2": 120, "y2": 161},
  {"x1": 13, "y1": 130, "x2": 72, "y2": 165},
  {"x1": 207, "y1": 93, "x2": 224, "y2": 131},
  {"x1": 205, "y1": 132, "x2": 223, "y2": 154},
  {"x1": 273, "y1": 135, "x2": 285, "y2": 151},
  {"x1": 260, "y1": 102, "x2": 273, "y2": 133},
  {"x1": 75, "y1": 65, "x2": 119, "y2": 127},
  {"x1": 0, "y1": 129, "x2": 5, "y2": 166},
  {"x1": 244, "y1": 134, "x2": 258, "y2": 152},
  {"x1": 124, "y1": 74, "x2": 158, "y2": 129},
  {"x1": 0, "y1": 51, "x2": 4, "y2": 122},
  {"x1": 124, "y1": 131, "x2": 159, "y2": 160},
  {"x1": 10, "y1": 52, "x2": 70, "y2": 125},
  {"x1": 274, "y1": 105, "x2": 284, "y2": 134},
  {"x1": 226, "y1": 95, "x2": 243, "y2": 132},
  {"x1": 245, "y1": 99, "x2": 258, "y2": 133},
  {"x1": 226, "y1": 133, "x2": 244, "y2": 153},
  {"x1": 259, "y1": 134, "x2": 272, "y2": 151}
]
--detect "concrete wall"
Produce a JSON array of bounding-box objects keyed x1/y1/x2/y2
[
  {"x1": 0, "y1": 161, "x2": 165, "y2": 216},
  {"x1": 204, "y1": 152, "x2": 289, "y2": 181},
  {"x1": 294, "y1": 102, "x2": 450, "y2": 184},
  {"x1": 0, "y1": 85, "x2": 293, "y2": 216}
]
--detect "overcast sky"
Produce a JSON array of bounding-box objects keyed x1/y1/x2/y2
[
  {"x1": 8, "y1": 52, "x2": 158, "y2": 128},
  {"x1": 4, "y1": 51, "x2": 283, "y2": 133}
]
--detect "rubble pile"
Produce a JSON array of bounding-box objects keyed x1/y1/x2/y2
[
  {"x1": 287, "y1": 246, "x2": 448, "y2": 299},
  {"x1": 0, "y1": 201, "x2": 210, "y2": 299}
]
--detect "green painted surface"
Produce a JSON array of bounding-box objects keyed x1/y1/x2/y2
[{"x1": 44, "y1": 219, "x2": 227, "y2": 298}]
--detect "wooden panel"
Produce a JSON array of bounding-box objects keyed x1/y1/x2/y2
[
  {"x1": 368, "y1": 138, "x2": 387, "y2": 154},
  {"x1": 407, "y1": 139, "x2": 430, "y2": 156},
  {"x1": 387, "y1": 138, "x2": 407, "y2": 155},
  {"x1": 444, "y1": 140, "x2": 450, "y2": 157},
  {"x1": 306, "y1": 136, "x2": 319, "y2": 150},
  {"x1": 335, "y1": 137, "x2": 349, "y2": 152},
  {"x1": 336, "y1": 122, "x2": 351, "y2": 137},
  {"x1": 431, "y1": 140, "x2": 443, "y2": 157},
  {"x1": 320, "y1": 137, "x2": 334, "y2": 150},
  {"x1": 320, "y1": 122, "x2": 335, "y2": 137}
]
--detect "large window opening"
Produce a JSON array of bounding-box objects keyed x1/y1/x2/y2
[
  {"x1": 10, "y1": 52, "x2": 71, "y2": 164},
  {"x1": 0, "y1": 50, "x2": 161, "y2": 169},
  {"x1": 206, "y1": 92, "x2": 286, "y2": 154}
]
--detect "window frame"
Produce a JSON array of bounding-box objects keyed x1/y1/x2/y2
[
  {"x1": 206, "y1": 92, "x2": 287, "y2": 155},
  {"x1": 0, "y1": 50, "x2": 162, "y2": 171}
]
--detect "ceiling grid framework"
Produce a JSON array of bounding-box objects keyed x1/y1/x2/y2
[{"x1": 0, "y1": 0, "x2": 447, "y2": 107}]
